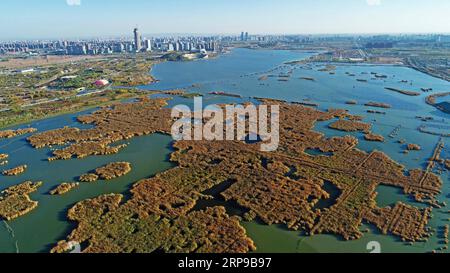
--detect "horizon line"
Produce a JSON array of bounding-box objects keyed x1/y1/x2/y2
[{"x1": 1, "y1": 31, "x2": 450, "y2": 42}]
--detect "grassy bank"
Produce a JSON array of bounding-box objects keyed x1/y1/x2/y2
[{"x1": 0, "y1": 89, "x2": 153, "y2": 130}]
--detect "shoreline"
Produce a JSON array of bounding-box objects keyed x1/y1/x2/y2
[
  {"x1": 0, "y1": 92, "x2": 149, "y2": 130},
  {"x1": 2, "y1": 48, "x2": 448, "y2": 132},
  {"x1": 0, "y1": 55, "x2": 166, "y2": 131}
]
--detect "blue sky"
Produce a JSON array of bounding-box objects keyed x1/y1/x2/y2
[{"x1": 1, "y1": 0, "x2": 449, "y2": 39}]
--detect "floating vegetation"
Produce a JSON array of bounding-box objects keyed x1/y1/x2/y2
[
  {"x1": 95, "y1": 162, "x2": 132, "y2": 180},
  {"x1": 0, "y1": 181, "x2": 42, "y2": 221},
  {"x1": 0, "y1": 154, "x2": 8, "y2": 166},
  {"x1": 365, "y1": 102, "x2": 392, "y2": 109},
  {"x1": 42, "y1": 98, "x2": 443, "y2": 252},
  {"x1": 28, "y1": 97, "x2": 173, "y2": 161},
  {"x1": 79, "y1": 174, "x2": 99, "y2": 183},
  {"x1": 346, "y1": 100, "x2": 357, "y2": 105},
  {"x1": 181, "y1": 92, "x2": 203, "y2": 99},
  {"x1": 367, "y1": 110, "x2": 386, "y2": 115},
  {"x1": 0, "y1": 128, "x2": 37, "y2": 139},
  {"x1": 208, "y1": 91, "x2": 242, "y2": 98},
  {"x1": 2, "y1": 165, "x2": 27, "y2": 176},
  {"x1": 299, "y1": 77, "x2": 315, "y2": 81},
  {"x1": 363, "y1": 202, "x2": 432, "y2": 242},
  {"x1": 162, "y1": 89, "x2": 185, "y2": 96},
  {"x1": 49, "y1": 140, "x2": 128, "y2": 161},
  {"x1": 444, "y1": 225, "x2": 449, "y2": 245},
  {"x1": 79, "y1": 162, "x2": 132, "y2": 182},
  {"x1": 385, "y1": 87, "x2": 421, "y2": 96},
  {"x1": 329, "y1": 120, "x2": 371, "y2": 133},
  {"x1": 50, "y1": 183, "x2": 80, "y2": 195},
  {"x1": 364, "y1": 133, "x2": 385, "y2": 142},
  {"x1": 407, "y1": 144, "x2": 422, "y2": 151},
  {"x1": 51, "y1": 196, "x2": 255, "y2": 253},
  {"x1": 445, "y1": 160, "x2": 450, "y2": 171},
  {"x1": 292, "y1": 101, "x2": 319, "y2": 107}
]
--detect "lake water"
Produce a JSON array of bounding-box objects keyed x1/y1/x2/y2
[
  {"x1": 0, "y1": 48, "x2": 448, "y2": 253},
  {"x1": 0, "y1": 111, "x2": 174, "y2": 253},
  {"x1": 147, "y1": 48, "x2": 450, "y2": 253}
]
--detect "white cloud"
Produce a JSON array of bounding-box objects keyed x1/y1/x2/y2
[
  {"x1": 66, "y1": 0, "x2": 81, "y2": 6},
  {"x1": 366, "y1": 0, "x2": 381, "y2": 6}
]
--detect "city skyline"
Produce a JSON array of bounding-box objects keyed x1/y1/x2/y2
[{"x1": 1, "y1": 0, "x2": 450, "y2": 40}]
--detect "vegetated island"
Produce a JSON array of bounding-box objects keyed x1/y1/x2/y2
[
  {"x1": 209, "y1": 91, "x2": 242, "y2": 98},
  {"x1": 292, "y1": 101, "x2": 319, "y2": 107},
  {"x1": 50, "y1": 183, "x2": 80, "y2": 195},
  {"x1": 364, "y1": 133, "x2": 385, "y2": 142},
  {"x1": 0, "y1": 181, "x2": 42, "y2": 221},
  {"x1": 367, "y1": 110, "x2": 386, "y2": 115},
  {"x1": 0, "y1": 128, "x2": 37, "y2": 139},
  {"x1": 364, "y1": 101, "x2": 392, "y2": 109},
  {"x1": 79, "y1": 173, "x2": 99, "y2": 183},
  {"x1": 299, "y1": 77, "x2": 315, "y2": 81},
  {"x1": 25, "y1": 97, "x2": 442, "y2": 253},
  {"x1": 328, "y1": 119, "x2": 371, "y2": 133},
  {"x1": 407, "y1": 144, "x2": 422, "y2": 151},
  {"x1": 385, "y1": 87, "x2": 421, "y2": 96},
  {"x1": 79, "y1": 162, "x2": 132, "y2": 183},
  {"x1": 0, "y1": 154, "x2": 8, "y2": 166},
  {"x1": 2, "y1": 165, "x2": 27, "y2": 176},
  {"x1": 95, "y1": 162, "x2": 132, "y2": 180},
  {"x1": 425, "y1": 92, "x2": 450, "y2": 114},
  {"x1": 181, "y1": 92, "x2": 203, "y2": 99}
]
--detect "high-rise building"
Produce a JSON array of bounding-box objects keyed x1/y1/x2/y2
[
  {"x1": 245, "y1": 32, "x2": 249, "y2": 41},
  {"x1": 175, "y1": 41, "x2": 181, "y2": 51},
  {"x1": 144, "y1": 39, "x2": 152, "y2": 51},
  {"x1": 134, "y1": 28, "x2": 142, "y2": 52},
  {"x1": 241, "y1": 32, "x2": 245, "y2": 41}
]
